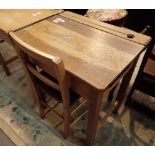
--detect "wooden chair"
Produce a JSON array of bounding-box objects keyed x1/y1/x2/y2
[{"x1": 10, "y1": 32, "x2": 87, "y2": 138}]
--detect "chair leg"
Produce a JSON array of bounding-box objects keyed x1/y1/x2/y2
[
  {"x1": 27, "y1": 71, "x2": 47, "y2": 119},
  {"x1": 61, "y1": 88, "x2": 70, "y2": 138},
  {"x1": 0, "y1": 52, "x2": 11, "y2": 76},
  {"x1": 39, "y1": 90, "x2": 47, "y2": 119},
  {"x1": 32, "y1": 84, "x2": 47, "y2": 119},
  {"x1": 39, "y1": 102, "x2": 46, "y2": 119},
  {"x1": 63, "y1": 107, "x2": 70, "y2": 138},
  {"x1": 35, "y1": 89, "x2": 46, "y2": 119}
]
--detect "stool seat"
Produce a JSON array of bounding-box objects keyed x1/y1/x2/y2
[{"x1": 86, "y1": 9, "x2": 128, "y2": 26}]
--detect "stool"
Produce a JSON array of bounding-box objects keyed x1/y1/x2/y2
[{"x1": 86, "y1": 9, "x2": 128, "y2": 26}]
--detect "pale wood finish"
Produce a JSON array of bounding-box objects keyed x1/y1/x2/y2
[
  {"x1": 13, "y1": 15, "x2": 149, "y2": 90},
  {"x1": 0, "y1": 9, "x2": 63, "y2": 75},
  {"x1": 0, "y1": 10, "x2": 63, "y2": 44},
  {"x1": 10, "y1": 11, "x2": 151, "y2": 145},
  {"x1": 0, "y1": 9, "x2": 63, "y2": 33}
]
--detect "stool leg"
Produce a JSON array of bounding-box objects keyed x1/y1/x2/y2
[{"x1": 0, "y1": 52, "x2": 11, "y2": 76}]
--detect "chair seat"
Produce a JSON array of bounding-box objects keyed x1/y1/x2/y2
[{"x1": 35, "y1": 71, "x2": 80, "y2": 104}]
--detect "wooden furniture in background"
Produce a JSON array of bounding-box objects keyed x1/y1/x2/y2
[
  {"x1": 126, "y1": 37, "x2": 155, "y2": 106},
  {"x1": 0, "y1": 9, "x2": 63, "y2": 75},
  {"x1": 10, "y1": 11, "x2": 151, "y2": 145},
  {"x1": 86, "y1": 9, "x2": 128, "y2": 26}
]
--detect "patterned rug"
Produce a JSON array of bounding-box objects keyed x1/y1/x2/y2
[
  {"x1": 0, "y1": 93, "x2": 69, "y2": 146},
  {"x1": 1, "y1": 92, "x2": 155, "y2": 146}
]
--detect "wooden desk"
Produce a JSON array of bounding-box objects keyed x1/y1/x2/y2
[
  {"x1": 0, "y1": 9, "x2": 63, "y2": 75},
  {"x1": 11, "y1": 11, "x2": 151, "y2": 145}
]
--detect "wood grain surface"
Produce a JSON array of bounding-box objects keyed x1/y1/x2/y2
[
  {"x1": 0, "y1": 9, "x2": 63, "y2": 33},
  {"x1": 61, "y1": 11, "x2": 151, "y2": 46},
  {"x1": 12, "y1": 13, "x2": 150, "y2": 90}
]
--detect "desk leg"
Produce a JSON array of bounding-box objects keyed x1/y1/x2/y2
[
  {"x1": 86, "y1": 88, "x2": 104, "y2": 145},
  {"x1": 113, "y1": 58, "x2": 139, "y2": 114}
]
